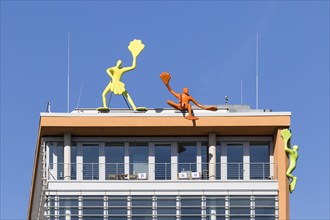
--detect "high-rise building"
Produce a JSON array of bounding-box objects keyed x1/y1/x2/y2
[{"x1": 28, "y1": 106, "x2": 291, "y2": 219}]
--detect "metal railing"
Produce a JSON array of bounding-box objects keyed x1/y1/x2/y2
[{"x1": 48, "y1": 162, "x2": 277, "y2": 181}]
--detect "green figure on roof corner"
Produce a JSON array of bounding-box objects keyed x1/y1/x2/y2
[{"x1": 281, "y1": 129, "x2": 299, "y2": 193}]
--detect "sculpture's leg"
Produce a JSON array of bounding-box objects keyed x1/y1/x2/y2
[
  {"x1": 290, "y1": 176, "x2": 297, "y2": 193},
  {"x1": 123, "y1": 91, "x2": 137, "y2": 111},
  {"x1": 166, "y1": 100, "x2": 182, "y2": 110},
  {"x1": 185, "y1": 104, "x2": 199, "y2": 120},
  {"x1": 101, "y1": 85, "x2": 111, "y2": 108}
]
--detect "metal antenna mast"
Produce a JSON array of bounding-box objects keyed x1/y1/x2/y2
[
  {"x1": 256, "y1": 32, "x2": 259, "y2": 110},
  {"x1": 67, "y1": 32, "x2": 70, "y2": 113},
  {"x1": 241, "y1": 80, "x2": 243, "y2": 105}
]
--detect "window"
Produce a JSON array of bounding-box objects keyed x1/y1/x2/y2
[
  {"x1": 108, "y1": 196, "x2": 127, "y2": 219},
  {"x1": 59, "y1": 196, "x2": 78, "y2": 220},
  {"x1": 201, "y1": 142, "x2": 209, "y2": 180},
  {"x1": 250, "y1": 142, "x2": 270, "y2": 179},
  {"x1": 83, "y1": 144, "x2": 99, "y2": 180},
  {"x1": 255, "y1": 196, "x2": 275, "y2": 219},
  {"x1": 178, "y1": 142, "x2": 197, "y2": 172},
  {"x1": 206, "y1": 196, "x2": 225, "y2": 220},
  {"x1": 229, "y1": 196, "x2": 250, "y2": 219},
  {"x1": 129, "y1": 143, "x2": 149, "y2": 175},
  {"x1": 57, "y1": 142, "x2": 64, "y2": 180},
  {"x1": 157, "y1": 196, "x2": 176, "y2": 219},
  {"x1": 131, "y1": 196, "x2": 153, "y2": 219},
  {"x1": 105, "y1": 142, "x2": 125, "y2": 179},
  {"x1": 227, "y1": 144, "x2": 243, "y2": 180},
  {"x1": 71, "y1": 143, "x2": 77, "y2": 180},
  {"x1": 83, "y1": 196, "x2": 103, "y2": 219},
  {"x1": 155, "y1": 144, "x2": 172, "y2": 180},
  {"x1": 181, "y1": 196, "x2": 201, "y2": 219}
]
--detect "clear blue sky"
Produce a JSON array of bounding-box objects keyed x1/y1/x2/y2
[{"x1": 1, "y1": 1, "x2": 329, "y2": 219}]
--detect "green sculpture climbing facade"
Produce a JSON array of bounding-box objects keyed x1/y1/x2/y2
[{"x1": 281, "y1": 129, "x2": 299, "y2": 193}]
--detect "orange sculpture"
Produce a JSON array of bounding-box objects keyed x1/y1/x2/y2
[{"x1": 160, "y1": 72, "x2": 217, "y2": 120}]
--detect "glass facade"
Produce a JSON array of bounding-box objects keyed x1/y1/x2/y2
[
  {"x1": 47, "y1": 139, "x2": 275, "y2": 181},
  {"x1": 45, "y1": 195, "x2": 277, "y2": 220}
]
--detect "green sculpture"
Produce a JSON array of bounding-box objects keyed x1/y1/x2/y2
[
  {"x1": 281, "y1": 129, "x2": 299, "y2": 193},
  {"x1": 97, "y1": 39, "x2": 146, "y2": 111}
]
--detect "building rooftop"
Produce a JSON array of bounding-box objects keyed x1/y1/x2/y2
[{"x1": 42, "y1": 105, "x2": 290, "y2": 117}]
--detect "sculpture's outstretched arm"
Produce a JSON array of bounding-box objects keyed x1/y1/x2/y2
[
  {"x1": 121, "y1": 57, "x2": 137, "y2": 73},
  {"x1": 190, "y1": 97, "x2": 206, "y2": 109},
  {"x1": 121, "y1": 39, "x2": 145, "y2": 73},
  {"x1": 166, "y1": 84, "x2": 180, "y2": 99}
]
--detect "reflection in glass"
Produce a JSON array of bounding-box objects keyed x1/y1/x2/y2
[
  {"x1": 206, "y1": 196, "x2": 225, "y2": 220},
  {"x1": 83, "y1": 145, "x2": 99, "y2": 180},
  {"x1": 57, "y1": 142, "x2": 64, "y2": 180},
  {"x1": 181, "y1": 196, "x2": 201, "y2": 219},
  {"x1": 71, "y1": 144, "x2": 77, "y2": 180},
  {"x1": 178, "y1": 142, "x2": 197, "y2": 172},
  {"x1": 250, "y1": 142, "x2": 270, "y2": 179},
  {"x1": 230, "y1": 196, "x2": 250, "y2": 219},
  {"x1": 105, "y1": 143, "x2": 125, "y2": 179},
  {"x1": 255, "y1": 196, "x2": 275, "y2": 218},
  {"x1": 108, "y1": 196, "x2": 127, "y2": 218},
  {"x1": 157, "y1": 196, "x2": 176, "y2": 219},
  {"x1": 131, "y1": 196, "x2": 152, "y2": 219},
  {"x1": 202, "y1": 142, "x2": 209, "y2": 180},
  {"x1": 59, "y1": 196, "x2": 78, "y2": 220},
  {"x1": 129, "y1": 143, "x2": 149, "y2": 175},
  {"x1": 155, "y1": 144, "x2": 171, "y2": 180},
  {"x1": 227, "y1": 144, "x2": 243, "y2": 179},
  {"x1": 83, "y1": 196, "x2": 103, "y2": 220}
]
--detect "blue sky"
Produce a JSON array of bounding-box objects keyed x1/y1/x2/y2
[{"x1": 1, "y1": 1, "x2": 329, "y2": 219}]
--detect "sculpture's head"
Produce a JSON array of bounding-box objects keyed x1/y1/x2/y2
[
  {"x1": 183, "y1": 87, "x2": 189, "y2": 94},
  {"x1": 116, "y1": 60, "x2": 122, "y2": 68},
  {"x1": 293, "y1": 145, "x2": 299, "y2": 151}
]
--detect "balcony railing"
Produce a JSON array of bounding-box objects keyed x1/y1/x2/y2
[{"x1": 48, "y1": 162, "x2": 277, "y2": 181}]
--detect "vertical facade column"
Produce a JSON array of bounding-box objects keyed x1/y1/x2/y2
[
  {"x1": 64, "y1": 133, "x2": 71, "y2": 180},
  {"x1": 208, "y1": 133, "x2": 216, "y2": 180},
  {"x1": 274, "y1": 129, "x2": 289, "y2": 220}
]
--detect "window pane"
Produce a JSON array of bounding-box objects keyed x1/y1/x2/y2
[
  {"x1": 129, "y1": 143, "x2": 149, "y2": 175},
  {"x1": 206, "y1": 196, "x2": 225, "y2": 219},
  {"x1": 105, "y1": 143, "x2": 125, "y2": 179},
  {"x1": 157, "y1": 196, "x2": 176, "y2": 216},
  {"x1": 230, "y1": 196, "x2": 250, "y2": 216},
  {"x1": 83, "y1": 145, "x2": 99, "y2": 180},
  {"x1": 71, "y1": 145, "x2": 77, "y2": 180},
  {"x1": 202, "y1": 142, "x2": 209, "y2": 180},
  {"x1": 155, "y1": 144, "x2": 172, "y2": 180},
  {"x1": 227, "y1": 144, "x2": 243, "y2": 180},
  {"x1": 181, "y1": 196, "x2": 201, "y2": 217},
  {"x1": 59, "y1": 196, "x2": 78, "y2": 220},
  {"x1": 83, "y1": 196, "x2": 103, "y2": 219},
  {"x1": 250, "y1": 143, "x2": 270, "y2": 179},
  {"x1": 255, "y1": 196, "x2": 275, "y2": 216},
  {"x1": 108, "y1": 196, "x2": 127, "y2": 216},
  {"x1": 131, "y1": 196, "x2": 152, "y2": 217},
  {"x1": 178, "y1": 142, "x2": 197, "y2": 172},
  {"x1": 57, "y1": 143, "x2": 64, "y2": 180}
]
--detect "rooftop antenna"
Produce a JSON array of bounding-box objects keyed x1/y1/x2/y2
[
  {"x1": 76, "y1": 81, "x2": 84, "y2": 109},
  {"x1": 256, "y1": 32, "x2": 259, "y2": 109},
  {"x1": 67, "y1": 32, "x2": 70, "y2": 113}
]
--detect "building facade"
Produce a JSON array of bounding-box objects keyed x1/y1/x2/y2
[{"x1": 28, "y1": 106, "x2": 290, "y2": 220}]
